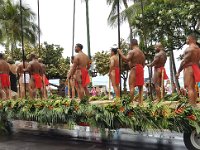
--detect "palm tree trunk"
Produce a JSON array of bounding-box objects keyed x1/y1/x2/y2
[
  {"x1": 169, "y1": 54, "x2": 175, "y2": 92},
  {"x1": 171, "y1": 50, "x2": 180, "y2": 92},
  {"x1": 85, "y1": 0, "x2": 91, "y2": 59},
  {"x1": 122, "y1": 0, "x2": 133, "y2": 44}
]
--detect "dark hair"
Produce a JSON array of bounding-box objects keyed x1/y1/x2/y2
[
  {"x1": 188, "y1": 34, "x2": 197, "y2": 41},
  {"x1": 131, "y1": 39, "x2": 138, "y2": 46},
  {"x1": 111, "y1": 48, "x2": 117, "y2": 55},
  {"x1": 30, "y1": 53, "x2": 37, "y2": 59},
  {"x1": 0, "y1": 53, "x2": 3, "y2": 59},
  {"x1": 76, "y1": 43, "x2": 83, "y2": 50}
]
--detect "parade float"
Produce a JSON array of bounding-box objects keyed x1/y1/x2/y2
[{"x1": 0, "y1": 94, "x2": 200, "y2": 150}]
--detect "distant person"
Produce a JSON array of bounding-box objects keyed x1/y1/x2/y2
[
  {"x1": 38, "y1": 58, "x2": 49, "y2": 99},
  {"x1": 7, "y1": 57, "x2": 18, "y2": 99},
  {"x1": 176, "y1": 35, "x2": 200, "y2": 106},
  {"x1": 91, "y1": 87, "x2": 97, "y2": 96},
  {"x1": 118, "y1": 39, "x2": 145, "y2": 105},
  {"x1": 109, "y1": 48, "x2": 120, "y2": 98},
  {"x1": 69, "y1": 56, "x2": 76, "y2": 99},
  {"x1": 147, "y1": 43, "x2": 168, "y2": 102},
  {"x1": 0, "y1": 53, "x2": 10, "y2": 100},
  {"x1": 17, "y1": 57, "x2": 30, "y2": 98},
  {"x1": 67, "y1": 44, "x2": 91, "y2": 100},
  {"x1": 165, "y1": 80, "x2": 172, "y2": 95},
  {"x1": 24, "y1": 53, "x2": 43, "y2": 99}
]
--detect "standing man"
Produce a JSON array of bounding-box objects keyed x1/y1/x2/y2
[
  {"x1": 109, "y1": 48, "x2": 120, "y2": 98},
  {"x1": 69, "y1": 56, "x2": 76, "y2": 99},
  {"x1": 38, "y1": 58, "x2": 49, "y2": 99},
  {"x1": 147, "y1": 43, "x2": 168, "y2": 101},
  {"x1": 176, "y1": 35, "x2": 200, "y2": 106},
  {"x1": 17, "y1": 57, "x2": 30, "y2": 98},
  {"x1": 68, "y1": 44, "x2": 91, "y2": 100},
  {"x1": 118, "y1": 39, "x2": 145, "y2": 105},
  {"x1": 24, "y1": 53, "x2": 43, "y2": 99},
  {"x1": 0, "y1": 53, "x2": 10, "y2": 100}
]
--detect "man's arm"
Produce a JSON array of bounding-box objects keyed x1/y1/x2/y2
[
  {"x1": 118, "y1": 49, "x2": 133, "y2": 63},
  {"x1": 24, "y1": 63, "x2": 31, "y2": 73},
  {"x1": 177, "y1": 49, "x2": 192, "y2": 74},
  {"x1": 109, "y1": 57, "x2": 115, "y2": 75},
  {"x1": 87, "y1": 59, "x2": 91, "y2": 70},
  {"x1": 68, "y1": 56, "x2": 78, "y2": 78},
  {"x1": 147, "y1": 54, "x2": 159, "y2": 67}
]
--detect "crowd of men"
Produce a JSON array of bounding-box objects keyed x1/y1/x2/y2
[
  {"x1": 0, "y1": 34, "x2": 200, "y2": 107},
  {"x1": 68, "y1": 35, "x2": 200, "y2": 107},
  {"x1": 0, "y1": 53, "x2": 49, "y2": 100}
]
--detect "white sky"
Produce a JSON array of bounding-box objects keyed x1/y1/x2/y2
[
  {"x1": 23, "y1": 0, "x2": 130, "y2": 57},
  {"x1": 20, "y1": 0, "x2": 185, "y2": 88}
]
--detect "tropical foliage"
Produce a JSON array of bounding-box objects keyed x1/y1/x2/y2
[
  {"x1": 0, "y1": 0, "x2": 38, "y2": 56},
  {"x1": 0, "y1": 95, "x2": 200, "y2": 135}
]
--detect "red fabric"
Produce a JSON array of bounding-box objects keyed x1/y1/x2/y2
[
  {"x1": 115, "y1": 67, "x2": 120, "y2": 85},
  {"x1": 0, "y1": 74, "x2": 10, "y2": 88},
  {"x1": 156, "y1": 67, "x2": 168, "y2": 80},
  {"x1": 135, "y1": 64, "x2": 144, "y2": 87},
  {"x1": 191, "y1": 64, "x2": 200, "y2": 82},
  {"x1": 44, "y1": 75, "x2": 49, "y2": 86},
  {"x1": 81, "y1": 68, "x2": 90, "y2": 87},
  {"x1": 32, "y1": 74, "x2": 42, "y2": 89}
]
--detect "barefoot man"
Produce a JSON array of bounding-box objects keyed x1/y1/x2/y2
[
  {"x1": 147, "y1": 43, "x2": 168, "y2": 101},
  {"x1": 176, "y1": 35, "x2": 200, "y2": 106},
  {"x1": 69, "y1": 56, "x2": 76, "y2": 99},
  {"x1": 17, "y1": 57, "x2": 30, "y2": 98},
  {"x1": 0, "y1": 53, "x2": 10, "y2": 100},
  {"x1": 24, "y1": 53, "x2": 43, "y2": 99},
  {"x1": 67, "y1": 44, "x2": 91, "y2": 100},
  {"x1": 109, "y1": 48, "x2": 120, "y2": 98},
  {"x1": 38, "y1": 58, "x2": 49, "y2": 99},
  {"x1": 118, "y1": 39, "x2": 145, "y2": 105}
]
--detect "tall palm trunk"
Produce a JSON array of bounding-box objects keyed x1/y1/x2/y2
[
  {"x1": 85, "y1": 0, "x2": 91, "y2": 59},
  {"x1": 122, "y1": 0, "x2": 133, "y2": 44},
  {"x1": 169, "y1": 54, "x2": 175, "y2": 92},
  {"x1": 171, "y1": 50, "x2": 180, "y2": 91}
]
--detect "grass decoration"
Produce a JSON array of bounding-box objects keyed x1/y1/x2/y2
[{"x1": 0, "y1": 94, "x2": 199, "y2": 134}]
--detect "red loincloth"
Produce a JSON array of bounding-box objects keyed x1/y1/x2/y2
[
  {"x1": 44, "y1": 75, "x2": 49, "y2": 86},
  {"x1": 135, "y1": 64, "x2": 144, "y2": 87},
  {"x1": 32, "y1": 74, "x2": 42, "y2": 89},
  {"x1": 115, "y1": 67, "x2": 120, "y2": 85},
  {"x1": 0, "y1": 74, "x2": 10, "y2": 88},
  {"x1": 156, "y1": 67, "x2": 168, "y2": 80},
  {"x1": 191, "y1": 64, "x2": 200, "y2": 82},
  {"x1": 81, "y1": 68, "x2": 90, "y2": 87}
]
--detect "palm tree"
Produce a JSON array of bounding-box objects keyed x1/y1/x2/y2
[
  {"x1": 0, "y1": 0, "x2": 38, "y2": 57},
  {"x1": 85, "y1": 0, "x2": 91, "y2": 59}
]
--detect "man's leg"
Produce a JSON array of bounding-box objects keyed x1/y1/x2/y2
[
  {"x1": 138, "y1": 86, "x2": 143, "y2": 105},
  {"x1": 4, "y1": 87, "x2": 9, "y2": 100},
  {"x1": 110, "y1": 72, "x2": 120, "y2": 98},
  {"x1": 129, "y1": 69, "x2": 136, "y2": 102},
  {"x1": 154, "y1": 70, "x2": 161, "y2": 101}
]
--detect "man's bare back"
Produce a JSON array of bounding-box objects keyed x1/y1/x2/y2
[
  {"x1": 128, "y1": 48, "x2": 145, "y2": 68},
  {"x1": 0, "y1": 60, "x2": 10, "y2": 74},
  {"x1": 153, "y1": 51, "x2": 167, "y2": 68},
  {"x1": 27, "y1": 60, "x2": 43, "y2": 75},
  {"x1": 110, "y1": 55, "x2": 119, "y2": 68},
  {"x1": 74, "y1": 52, "x2": 90, "y2": 69}
]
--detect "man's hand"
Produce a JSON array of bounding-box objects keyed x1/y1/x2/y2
[
  {"x1": 176, "y1": 73, "x2": 180, "y2": 79},
  {"x1": 117, "y1": 49, "x2": 122, "y2": 55},
  {"x1": 146, "y1": 64, "x2": 151, "y2": 67}
]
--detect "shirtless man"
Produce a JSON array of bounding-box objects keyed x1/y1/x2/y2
[
  {"x1": 118, "y1": 39, "x2": 145, "y2": 105},
  {"x1": 67, "y1": 44, "x2": 91, "y2": 100},
  {"x1": 69, "y1": 56, "x2": 76, "y2": 99},
  {"x1": 17, "y1": 57, "x2": 30, "y2": 98},
  {"x1": 38, "y1": 58, "x2": 49, "y2": 99},
  {"x1": 24, "y1": 53, "x2": 43, "y2": 99},
  {"x1": 0, "y1": 53, "x2": 10, "y2": 100},
  {"x1": 176, "y1": 35, "x2": 200, "y2": 106},
  {"x1": 147, "y1": 43, "x2": 168, "y2": 101},
  {"x1": 109, "y1": 48, "x2": 120, "y2": 98}
]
